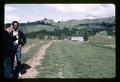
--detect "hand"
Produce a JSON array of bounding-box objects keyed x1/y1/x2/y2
[{"x1": 18, "y1": 45, "x2": 22, "y2": 48}]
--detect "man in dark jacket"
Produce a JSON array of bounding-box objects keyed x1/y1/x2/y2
[
  {"x1": 3, "y1": 24, "x2": 16, "y2": 79},
  {"x1": 11, "y1": 21, "x2": 26, "y2": 78}
]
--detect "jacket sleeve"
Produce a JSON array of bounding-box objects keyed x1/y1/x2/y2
[{"x1": 19, "y1": 30, "x2": 27, "y2": 46}]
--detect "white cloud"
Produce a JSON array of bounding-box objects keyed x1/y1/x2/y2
[
  {"x1": 5, "y1": 5, "x2": 19, "y2": 23},
  {"x1": 47, "y1": 4, "x2": 115, "y2": 18},
  {"x1": 5, "y1": 15, "x2": 20, "y2": 23},
  {"x1": 5, "y1": 5, "x2": 16, "y2": 12},
  {"x1": 4, "y1": 4, "x2": 115, "y2": 23}
]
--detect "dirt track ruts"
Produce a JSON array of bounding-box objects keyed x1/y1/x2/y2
[{"x1": 21, "y1": 41, "x2": 52, "y2": 78}]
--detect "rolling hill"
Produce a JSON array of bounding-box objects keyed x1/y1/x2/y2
[{"x1": 5, "y1": 16, "x2": 115, "y2": 33}]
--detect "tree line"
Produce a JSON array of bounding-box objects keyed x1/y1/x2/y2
[
  {"x1": 73, "y1": 22, "x2": 115, "y2": 28},
  {"x1": 26, "y1": 27, "x2": 115, "y2": 41}
]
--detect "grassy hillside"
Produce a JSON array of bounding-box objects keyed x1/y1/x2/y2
[
  {"x1": 36, "y1": 40, "x2": 115, "y2": 78},
  {"x1": 18, "y1": 16, "x2": 115, "y2": 33},
  {"x1": 88, "y1": 31, "x2": 115, "y2": 48},
  {"x1": 57, "y1": 16, "x2": 115, "y2": 28},
  {"x1": 20, "y1": 24, "x2": 56, "y2": 33}
]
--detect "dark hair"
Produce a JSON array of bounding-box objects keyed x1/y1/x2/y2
[
  {"x1": 12, "y1": 21, "x2": 19, "y2": 25},
  {"x1": 5, "y1": 24, "x2": 11, "y2": 29}
]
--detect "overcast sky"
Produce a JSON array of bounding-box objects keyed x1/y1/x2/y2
[{"x1": 5, "y1": 4, "x2": 115, "y2": 23}]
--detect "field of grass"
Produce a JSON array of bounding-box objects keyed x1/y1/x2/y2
[
  {"x1": 21, "y1": 24, "x2": 55, "y2": 33},
  {"x1": 21, "y1": 39, "x2": 49, "y2": 63},
  {"x1": 36, "y1": 40, "x2": 115, "y2": 78},
  {"x1": 88, "y1": 31, "x2": 115, "y2": 49},
  {"x1": 102, "y1": 44, "x2": 115, "y2": 48},
  {"x1": 22, "y1": 38, "x2": 42, "y2": 48}
]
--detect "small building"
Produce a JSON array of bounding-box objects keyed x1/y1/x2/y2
[{"x1": 71, "y1": 37, "x2": 84, "y2": 42}]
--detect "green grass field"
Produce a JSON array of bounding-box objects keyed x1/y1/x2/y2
[
  {"x1": 36, "y1": 40, "x2": 115, "y2": 78},
  {"x1": 22, "y1": 39, "x2": 49, "y2": 63},
  {"x1": 23, "y1": 38, "x2": 42, "y2": 47},
  {"x1": 22, "y1": 24, "x2": 55, "y2": 33},
  {"x1": 88, "y1": 31, "x2": 115, "y2": 49}
]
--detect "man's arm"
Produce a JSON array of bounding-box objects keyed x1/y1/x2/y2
[{"x1": 19, "y1": 30, "x2": 27, "y2": 46}]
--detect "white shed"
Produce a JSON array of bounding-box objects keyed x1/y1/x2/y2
[{"x1": 71, "y1": 37, "x2": 84, "y2": 42}]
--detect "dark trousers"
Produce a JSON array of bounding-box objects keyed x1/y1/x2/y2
[
  {"x1": 11, "y1": 53, "x2": 15, "y2": 74},
  {"x1": 4, "y1": 57, "x2": 12, "y2": 79}
]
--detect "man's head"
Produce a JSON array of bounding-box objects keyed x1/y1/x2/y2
[
  {"x1": 12, "y1": 21, "x2": 19, "y2": 31},
  {"x1": 5, "y1": 24, "x2": 13, "y2": 33}
]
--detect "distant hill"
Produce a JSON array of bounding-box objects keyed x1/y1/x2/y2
[
  {"x1": 30, "y1": 18, "x2": 57, "y2": 27},
  {"x1": 5, "y1": 16, "x2": 115, "y2": 33},
  {"x1": 57, "y1": 16, "x2": 115, "y2": 28}
]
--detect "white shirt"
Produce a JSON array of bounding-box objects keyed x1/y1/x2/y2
[{"x1": 13, "y1": 30, "x2": 19, "y2": 44}]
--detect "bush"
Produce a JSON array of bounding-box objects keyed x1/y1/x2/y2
[{"x1": 89, "y1": 31, "x2": 115, "y2": 45}]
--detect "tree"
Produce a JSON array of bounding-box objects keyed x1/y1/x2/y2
[
  {"x1": 27, "y1": 21, "x2": 30, "y2": 24},
  {"x1": 83, "y1": 29, "x2": 89, "y2": 41},
  {"x1": 57, "y1": 21, "x2": 61, "y2": 23},
  {"x1": 70, "y1": 28, "x2": 77, "y2": 36},
  {"x1": 62, "y1": 27, "x2": 70, "y2": 36},
  {"x1": 36, "y1": 33, "x2": 45, "y2": 39},
  {"x1": 44, "y1": 18, "x2": 47, "y2": 20},
  {"x1": 54, "y1": 28, "x2": 62, "y2": 37}
]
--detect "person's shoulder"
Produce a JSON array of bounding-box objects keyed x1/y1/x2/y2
[
  {"x1": 3, "y1": 30, "x2": 12, "y2": 40},
  {"x1": 18, "y1": 30, "x2": 24, "y2": 34},
  {"x1": 3, "y1": 29, "x2": 7, "y2": 33},
  {"x1": 18, "y1": 30, "x2": 26, "y2": 36},
  {"x1": 3, "y1": 30, "x2": 9, "y2": 35}
]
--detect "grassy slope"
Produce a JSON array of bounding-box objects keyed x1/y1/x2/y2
[
  {"x1": 19, "y1": 16, "x2": 115, "y2": 33},
  {"x1": 88, "y1": 31, "x2": 115, "y2": 48},
  {"x1": 21, "y1": 24, "x2": 56, "y2": 33},
  {"x1": 36, "y1": 40, "x2": 115, "y2": 78},
  {"x1": 57, "y1": 17, "x2": 115, "y2": 28}
]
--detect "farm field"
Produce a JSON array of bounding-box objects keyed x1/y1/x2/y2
[
  {"x1": 21, "y1": 39, "x2": 49, "y2": 63},
  {"x1": 4, "y1": 4, "x2": 115, "y2": 79},
  {"x1": 21, "y1": 24, "x2": 55, "y2": 33},
  {"x1": 20, "y1": 30, "x2": 115, "y2": 78},
  {"x1": 36, "y1": 40, "x2": 115, "y2": 78}
]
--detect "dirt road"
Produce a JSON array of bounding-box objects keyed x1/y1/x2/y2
[{"x1": 21, "y1": 41, "x2": 53, "y2": 78}]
